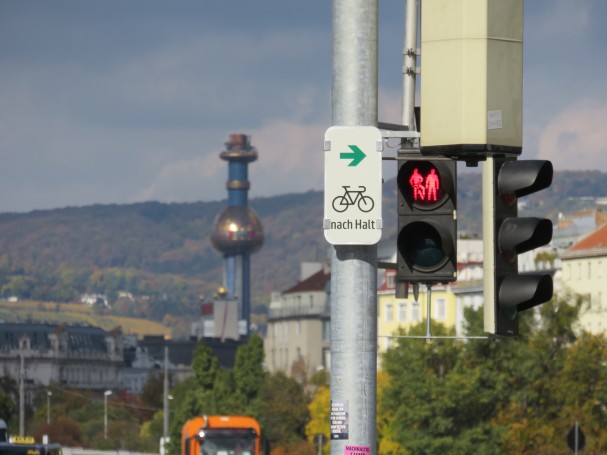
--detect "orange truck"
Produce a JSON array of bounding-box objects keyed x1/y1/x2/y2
[{"x1": 182, "y1": 415, "x2": 269, "y2": 455}]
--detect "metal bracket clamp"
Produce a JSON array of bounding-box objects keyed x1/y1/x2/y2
[
  {"x1": 381, "y1": 129, "x2": 420, "y2": 139},
  {"x1": 377, "y1": 122, "x2": 420, "y2": 139}
]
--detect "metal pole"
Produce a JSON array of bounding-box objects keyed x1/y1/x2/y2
[
  {"x1": 482, "y1": 157, "x2": 496, "y2": 332},
  {"x1": 163, "y1": 346, "x2": 169, "y2": 447},
  {"x1": 574, "y1": 420, "x2": 579, "y2": 455},
  {"x1": 104, "y1": 390, "x2": 112, "y2": 440},
  {"x1": 331, "y1": 0, "x2": 378, "y2": 454},
  {"x1": 425, "y1": 285, "x2": 432, "y2": 340},
  {"x1": 402, "y1": 0, "x2": 418, "y2": 129},
  {"x1": 19, "y1": 352, "x2": 24, "y2": 436},
  {"x1": 47, "y1": 391, "x2": 52, "y2": 425}
]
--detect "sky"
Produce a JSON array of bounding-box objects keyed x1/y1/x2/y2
[{"x1": 1, "y1": 0, "x2": 606, "y2": 214}]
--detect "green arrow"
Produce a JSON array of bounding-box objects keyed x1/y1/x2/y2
[{"x1": 340, "y1": 145, "x2": 366, "y2": 167}]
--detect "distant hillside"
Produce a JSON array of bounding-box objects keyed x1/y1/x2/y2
[
  {"x1": 0, "y1": 170, "x2": 604, "y2": 336},
  {"x1": 0, "y1": 300, "x2": 170, "y2": 337}
]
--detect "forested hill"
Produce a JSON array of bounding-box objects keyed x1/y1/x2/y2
[{"x1": 0, "y1": 170, "x2": 604, "y2": 335}]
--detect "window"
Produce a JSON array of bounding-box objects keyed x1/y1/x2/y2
[
  {"x1": 435, "y1": 298, "x2": 446, "y2": 321},
  {"x1": 387, "y1": 273, "x2": 395, "y2": 289},
  {"x1": 385, "y1": 302, "x2": 393, "y2": 322},
  {"x1": 398, "y1": 302, "x2": 407, "y2": 322},
  {"x1": 411, "y1": 302, "x2": 420, "y2": 321},
  {"x1": 384, "y1": 337, "x2": 393, "y2": 351},
  {"x1": 280, "y1": 322, "x2": 289, "y2": 340},
  {"x1": 296, "y1": 320, "x2": 301, "y2": 336},
  {"x1": 323, "y1": 320, "x2": 330, "y2": 341}
]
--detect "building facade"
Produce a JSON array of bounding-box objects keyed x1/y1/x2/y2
[
  {"x1": 561, "y1": 223, "x2": 607, "y2": 333},
  {"x1": 264, "y1": 263, "x2": 330, "y2": 381},
  {"x1": 377, "y1": 239, "x2": 485, "y2": 357},
  {"x1": 0, "y1": 323, "x2": 193, "y2": 395}
]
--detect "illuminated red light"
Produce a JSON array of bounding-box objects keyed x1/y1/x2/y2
[{"x1": 407, "y1": 165, "x2": 441, "y2": 204}]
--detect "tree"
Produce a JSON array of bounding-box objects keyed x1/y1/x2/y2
[
  {"x1": 305, "y1": 386, "x2": 330, "y2": 455},
  {"x1": 379, "y1": 319, "x2": 505, "y2": 455},
  {"x1": 257, "y1": 372, "x2": 311, "y2": 452},
  {"x1": 233, "y1": 333, "x2": 266, "y2": 411},
  {"x1": 191, "y1": 340, "x2": 219, "y2": 390},
  {"x1": 140, "y1": 371, "x2": 165, "y2": 410},
  {"x1": 0, "y1": 376, "x2": 17, "y2": 427}
]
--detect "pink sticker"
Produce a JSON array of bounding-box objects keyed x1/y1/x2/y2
[{"x1": 344, "y1": 445, "x2": 371, "y2": 455}]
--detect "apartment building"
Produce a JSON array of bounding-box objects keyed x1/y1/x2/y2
[
  {"x1": 561, "y1": 222, "x2": 607, "y2": 333},
  {"x1": 264, "y1": 263, "x2": 330, "y2": 381}
]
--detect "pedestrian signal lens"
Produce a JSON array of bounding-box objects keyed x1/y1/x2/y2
[
  {"x1": 396, "y1": 158, "x2": 456, "y2": 284},
  {"x1": 398, "y1": 161, "x2": 448, "y2": 209},
  {"x1": 398, "y1": 221, "x2": 447, "y2": 269}
]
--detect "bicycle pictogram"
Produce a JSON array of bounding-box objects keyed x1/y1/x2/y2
[{"x1": 332, "y1": 185, "x2": 375, "y2": 213}]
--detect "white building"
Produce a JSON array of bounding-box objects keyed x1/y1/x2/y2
[
  {"x1": 264, "y1": 262, "x2": 330, "y2": 382},
  {"x1": 561, "y1": 223, "x2": 607, "y2": 333}
]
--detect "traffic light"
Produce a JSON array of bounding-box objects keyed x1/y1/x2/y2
[
  {"x1": 483, "y1": 157, "x2": 554, "y2": 336},
  {"x1": 396, "y1": 159, "x2": 457, "y2": 285}
]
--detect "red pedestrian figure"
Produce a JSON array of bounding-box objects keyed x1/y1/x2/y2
[
  {"x1": 409, "y1": 168, "x2": 425, "y2": 200},
  {"x1": 425, "y1": 168, "x2": 439, "y2": 201}
]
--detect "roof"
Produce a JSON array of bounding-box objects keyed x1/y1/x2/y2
[
  {"x1": 282, "y1": 269, "x2": 330, "y2": 294},
  {"x1": 0, "y1": 322, "x2": 111, "y2": 353},
  {"x1": 563, "y1": 223, "x2": 607, "y2": 259}
]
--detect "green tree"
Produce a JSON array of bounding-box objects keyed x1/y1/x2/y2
[
  {"x1": 191, "y1": 340, "x2": 219, "y2": 391},
  {"x1": 258, "y1": 372, "x2": 311, "y2": 452},
  {"x1": 233, "y1": 333, "x2": 266, "y2": 413},
  {"x1": 140, "y1": 371, "x2": 165, "y2": 410},
  {"x1": 0, "y1": 376, "x2": 17, "y2": 427},
  {"x1": 379, "y1": 320, "x2": 495, "y2": 455}
]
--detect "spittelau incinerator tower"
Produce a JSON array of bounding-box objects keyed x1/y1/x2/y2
[{"x1": 210, "y1": 134, "x2": 264, "y2": 338}]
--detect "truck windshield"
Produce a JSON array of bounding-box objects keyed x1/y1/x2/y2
[{"x1": 199, "y1": 428, "x2": 256, "y2": 455}]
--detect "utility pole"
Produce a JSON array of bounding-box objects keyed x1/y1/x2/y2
[
  {"x1": 163, "y1": 346, "x2": 169, "y2": 450},
  {"x1": 402, "y1": 0, "x2": 418, "y2": 130},
  {"x1": 330, "y1": 0, "x2": 378, "y2": 454},
  {"x1": 19, "y1": 352, "x2": 24, "y2": 436},
  {"x1": 104, "y1": 390, "x2": 112, "y2": 440},
  {"x1": 47, "y1": 391, "x2": 52, "y2": 425}
]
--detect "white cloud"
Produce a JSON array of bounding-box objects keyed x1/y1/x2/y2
[{"x1": 537, "y1": 99, "x2": 607, "y2": 171}]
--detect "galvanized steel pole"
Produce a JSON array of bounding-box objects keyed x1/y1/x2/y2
[
  {"x1": 402, "y1": 0, "x2": 418, "y2": 130},
  {"x1": 330, "y1": 0, "x2": 378, "y2": 453},
  {"x1": 163, "y1": 346, "x2": 169, "y2": 447}
]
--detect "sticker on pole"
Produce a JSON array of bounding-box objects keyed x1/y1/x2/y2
[
  {"x1": 324, "y1": 126, "x2": 383, "y2": 245},
  {"x1": 344, "y1": 445, "x2": 371, "y2": 455},
  {"x1": 330, "y1": 400, "x2": 349, "y2": 440}
]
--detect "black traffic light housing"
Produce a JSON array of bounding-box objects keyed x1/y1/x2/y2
[
  {"x1": 396, "y1": 159, "x2": 457, "y2": 285},
  {"x1": 484, "y1": 158, "x2": 554, "y2": 335}
]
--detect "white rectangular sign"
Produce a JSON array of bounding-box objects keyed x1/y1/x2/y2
[{"x1": 324, "y1": 126, "x2": 383, "y2": 245}]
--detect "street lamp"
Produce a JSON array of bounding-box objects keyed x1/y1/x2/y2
[
  {"x1": 162, "y1": 394, "x2": 173, "y2": 454},
  {"x1": 47, "y1": 391, "x2": 52, "y2": 425},
  {"x1": 104, "y1": 390, "x2": 112, "y2": 440}
]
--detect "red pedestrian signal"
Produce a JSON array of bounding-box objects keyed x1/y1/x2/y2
[{"x1": 397, "y1": 160, "x2": 457, "y2": 284}]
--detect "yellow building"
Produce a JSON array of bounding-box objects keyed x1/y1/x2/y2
[
  {"x1": 377, "y1": 240, "x2": 485, "y2": 358},
  {"x1": 377, "y1": 268, "x2": 457, "y2": 354}
]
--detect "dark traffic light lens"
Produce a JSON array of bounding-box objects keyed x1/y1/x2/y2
[{"x1": 398, "y1": 221, "x2": 449, "y2": 270}]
